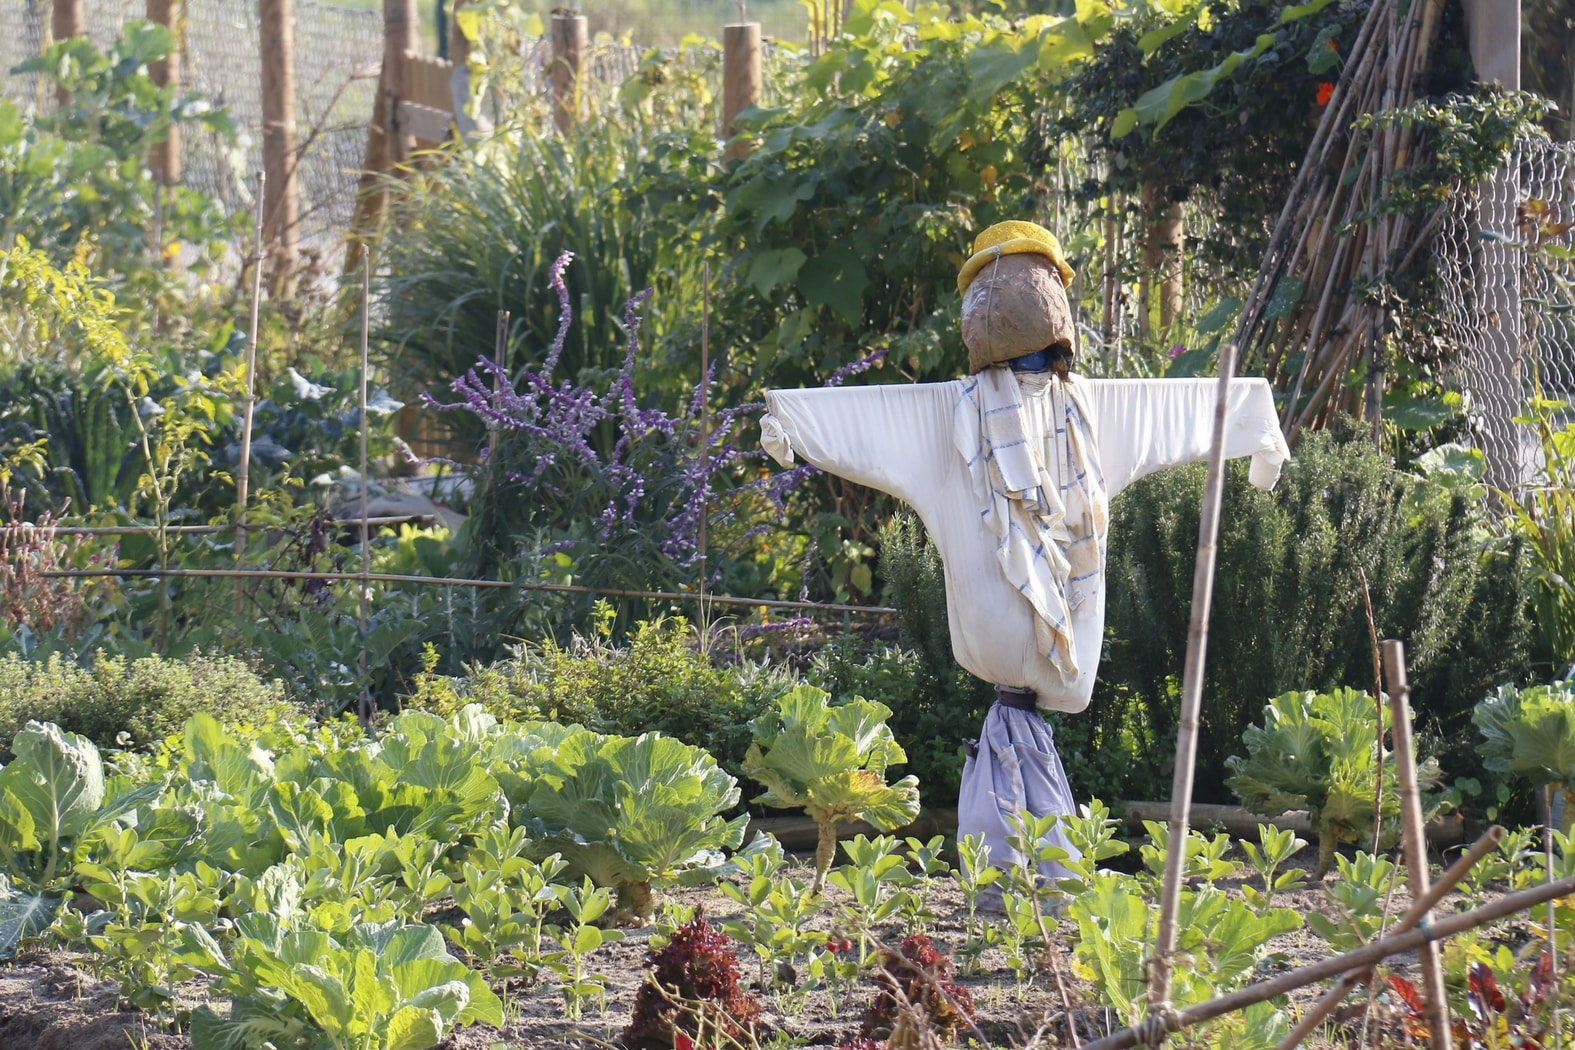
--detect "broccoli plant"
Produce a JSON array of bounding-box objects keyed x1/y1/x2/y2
[
  {"x1": 1226, "y1": 687, "x2": 1442, "y2": 876},
  {"x1": 1473, "y1": 680, "x2": 1575, "y2": 828},
  {"x1": 742, "y1": 686, "x2": 920, "y2": 894}
]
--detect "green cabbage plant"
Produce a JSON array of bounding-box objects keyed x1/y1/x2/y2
[
  {"x1": 742, "y1": 685, "x2": 921, "y2": 893},
  {"x1": 512, "y1": 725, "x2": 749, "y2": 919},
  {"x1": 1227, "y1": 687, "x2": 1442, "y2": 876},
  {"x1": 1473, "y1": 680, "x2": 1575, "y2": 828},
  {"x1": 0, "y1": 721, "x2": 157, "y2": 957}
]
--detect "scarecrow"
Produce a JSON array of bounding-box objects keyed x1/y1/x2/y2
[{"x1": 760, "y1": 220, "x2": 1291, "y2": 883}]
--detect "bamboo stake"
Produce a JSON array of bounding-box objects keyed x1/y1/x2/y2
[
  {"x1": 1086, "y1": 871, "x2": 1575, "y2": 1050},
  {"x1": 1230, "y1": 0, "x2": 1390, "y2": 355},
  {"x1": 1384, "y1": 639, "x2": 1452, "y2": 1050},
  {"x1": 697, "y1": 262, "x2": 710, "y2": 607},
  {"x1": 1274, "y1": 825, "x2": 1506, "y2": 1050},
  {"x1": 1358, "y1": 568, "x2": 1384, "y2": 854},
  {"x1": 1145, "y1": 340, "x2": 1240, "y2": 1035},
  {"x1": 357, "y1": 260, "x2": 372, "y2": 726},
  {"x1": 234, "y1": 172, "x2": 267, "y2": 615}
]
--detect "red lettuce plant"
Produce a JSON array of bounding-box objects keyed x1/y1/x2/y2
[
  {"x1": 622, "y1": 911, "x2": 763, "y2": 1050},
  {"x1": 860, "y1": 934, "x2": 976, "y2": 1050}
]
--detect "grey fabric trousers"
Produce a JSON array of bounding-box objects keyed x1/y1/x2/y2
[{"x1": 958, "y1": 689, "x2": 1081, "y2": 884}]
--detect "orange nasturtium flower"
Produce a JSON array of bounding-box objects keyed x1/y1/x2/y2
[{"x1": 1316, "y1": 82, "x2": 1335, "y2": 106}]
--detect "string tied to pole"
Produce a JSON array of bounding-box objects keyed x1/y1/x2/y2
[{"x1": 1136, "y1": 1002, "x2": 1184, "y2": 1048}]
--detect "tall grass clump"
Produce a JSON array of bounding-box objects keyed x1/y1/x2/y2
[{"x1": 376, "y1": 117, "x2": 704, "y2": 440}]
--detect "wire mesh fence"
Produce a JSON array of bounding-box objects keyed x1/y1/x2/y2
[
  {"x1": 1, "y1": 0, "x2": 384, "y2": 252},
  {"x1": 2, "y1": 3, "x2": 789, "y2": 259},
  {"x1": 1436, "y1": 138, "x2": 1575, "y2": 488}
]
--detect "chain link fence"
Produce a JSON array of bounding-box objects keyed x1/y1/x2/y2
[{"x1": 1436, "y1": 138, "x2": 1575, "y2": 488}]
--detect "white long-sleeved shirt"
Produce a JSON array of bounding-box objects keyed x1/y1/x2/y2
[{"x1": 761, "y1": 372, "x2": 1290, "y2": 713}]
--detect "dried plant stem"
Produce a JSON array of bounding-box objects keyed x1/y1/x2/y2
[
  {"x1": 234, "y1": 170, "x2": 267, "y2": 615},
  {"x1": 357, "y1": 259, "x2": 372, "y2": 726}
]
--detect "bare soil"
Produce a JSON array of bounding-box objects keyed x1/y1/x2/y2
[{"x1": 0, "y1": 847, "x2": 1534, "y2": 1050}]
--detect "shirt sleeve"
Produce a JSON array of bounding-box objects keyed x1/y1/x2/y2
[
  {"x1": 761, "y1": 383, "x2": 959, "y2": 508},
  {"x1": 1086, "y1": 377, "x2": 1291, "y2": 498}
]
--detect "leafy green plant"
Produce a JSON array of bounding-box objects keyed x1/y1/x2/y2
[
  {"x1": 827, "y1": 834, "x2": 922, "y2": 954},
  {"x1": 1239, "y1": 824, "x2": 1309, "y2": 911},
  {"x1": 0, "y1": 722, "x2": 117, "y2": 956},
  {"x1": 0, "y1": 650, "x2": 293, "y2": 757},
  {"x1": 1, "y1": 27, "x2": 236, "y2": 287},
  {"x1": 441, "y1": 828, "x2": 570, "y2": 981},
  {"x1": 543, "y1": 876, "x2": 625, "y2": 1020},
  {"x1": 1228, "y1": 687, "x2": 1443, "y2": 875},
  {"x1": 1473, "y1": 680, "x2": 1575, "y2": 826},
  {"x1": 1068, "y1": 872, "x2": 1299, "y2": 1040},
  {"x1": 717, "y1": 837, "x2": 826, "y2": 989},
  {"x1": 191, "y1": 915, "x2": 503, "y2": 1050},
  {"x1": 742, "y1": 685, "x2": 920, "y2": 893},
  {"x1": 516, "y1": 725, "x2": 749, "y2": 918},
  {"x1": 1303, "y1": 850, "x2": 1401, "y2": 953}
]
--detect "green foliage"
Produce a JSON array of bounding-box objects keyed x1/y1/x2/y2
[
  {"x1": 1499, "y1": 395, "x2": 1575, "y2": 674},
  {"x1": 1352, "y1": 88, "x2": 1553, "y2": 223},
  {"x1": 1060, "y1": 0, "x2": 1376, "y2": 273},
  {"x1": 1473, "y1": 680, "x2": 1575, "y2": 800},
  {"x1": 376, "y1": 117, "x2": 679, "y2": 412},
  {"x1": 513, "y1": 724, "x2": 749, "y2": 917},
  {"x1": 0, "y1": 722, "x2": 114, "y2": 956},
  {"x1": 743, "y1": 684, "x2": 921, "y2": 892},
  {"x1": 1068, "y1": 872, "x2": 1299, "y2": 1041},
  {"x1": 1101, "y1": 428, "x2": 1534, "y2": 799},
  {"x1": 403, "y1": 613, "x2": 791, "y2": 777},
  {"x1": 2, "y1": 28, "x2": 237, "y2": 295},
  {"x1": 0, "y1": 650, "x2": 293, "y2": 758},
  {"x1": 192, "y1": 916, "x2": 503, "y2": 1050},
  {"x1": 1228, "y1": 687, "x2": 1443, "y2": 875}
]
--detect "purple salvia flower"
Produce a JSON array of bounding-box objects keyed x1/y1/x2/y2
[
  {"x1": 824, "y1": 346, "x2": 890, "y2": 387},
  {"x1": 540, "y1": 250, "x2": 576, "y2": 379}
]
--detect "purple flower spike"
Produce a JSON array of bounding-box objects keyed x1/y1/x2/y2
[
  {"x1": 541, "y1": 250, "x2": 576, "y2": 379},
  {"x1": 825, "y1": 346, "x2": 889, "y2": 387}
]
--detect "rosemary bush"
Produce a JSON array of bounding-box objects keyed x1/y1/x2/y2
[{"x1": 1102, "y1": 427, "x2": 1534, "y2": 798}]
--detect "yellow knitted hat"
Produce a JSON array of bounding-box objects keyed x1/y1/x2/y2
[{"x1": 957, "y1": 220, "x2": 1076, "y2": 295}]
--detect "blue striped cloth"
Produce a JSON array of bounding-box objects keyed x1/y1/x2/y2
[{"x1": 952, "y1": 368, "x2": 1107, "y2": 682}]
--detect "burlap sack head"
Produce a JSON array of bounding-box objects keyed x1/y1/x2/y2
[{"x1": 960, "y1": 252, "x2": 1076, "y2": 374}]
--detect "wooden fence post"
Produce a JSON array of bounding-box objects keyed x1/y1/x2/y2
[
  {"x1": 260, "y1": 0, "x2": 299, "y2": 294},
  {"x1": 550, "y1": 12, "x2": 587, "y2": 135},
  {"x1": 346, "y1": 0, "x2": 419, "y2": 278},
  {"x1": 147, "y1": 0, "x2": 180, "y2": 271},
  {"x1": 51, "y1": 0, "x2": 83, "y2": 106},
  {"x1": 722, "y1": 22, "x2": 760, "y2": 161},
  {"x1": 448, "y1": 0, "x2": 483, "y2": 137}
]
